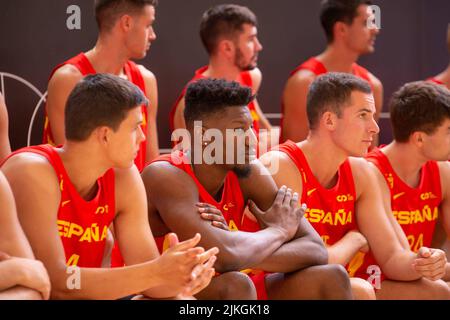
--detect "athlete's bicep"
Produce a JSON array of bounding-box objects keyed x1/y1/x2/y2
[
  {"x1": 1, "y1": 155, "x2": 68, "y2": 288},
  {"x1": 46, "y1": 66, "x2": 83, "y2": 145},
  {"x1": 438, "y1": 162, "x2": 450, "y2": 235},
  {"x1": 142, "y1": 162, "x2": 229, "y2": 251}
]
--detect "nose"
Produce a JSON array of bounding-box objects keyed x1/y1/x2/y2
[
  {"x1": 138, "y1": 125, "x2": 146, "y2": 144},
  {"x1": 149, "y1": 28, "x2": 156, "y2": 41},
  {"x1": 255, "y1": 38, "x2": 263, "y2": 52},
  {"x1": 370, "y1": 117, "x2": 380, "y2": 135}
]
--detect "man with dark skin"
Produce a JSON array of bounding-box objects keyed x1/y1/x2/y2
[{"x1": 143, "y1": 78, "x2": 353, "y2": 300}]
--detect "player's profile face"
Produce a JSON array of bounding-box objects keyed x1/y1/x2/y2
[
  {"x1": 333, "y1": 91, "x2": 379, "y2": 157},
  {"x1": 421, "y1": 118, "x2": 450, "y2": 161},
  {"x1": 346, "y1": 4, "x2": 379, "y2": 55},
  {"x1": 127, "y1": 5, "x2": 156, "y2": 59},
  {"x1": 233, "y1": 24, "x2": 263, "y2": 71}
]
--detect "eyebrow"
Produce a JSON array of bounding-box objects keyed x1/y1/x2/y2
[{"x1": 357, "y1": 108, "x2": 373, "y2": 113}]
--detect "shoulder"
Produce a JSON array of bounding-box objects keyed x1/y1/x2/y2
[
  {"x1": 285, "y1": 68, "x2": 317, "y2": 90},
  {"x1": 248, "y1": 67, "x2": 262, "y2": 92},
  {"x1": 367, "y1": 71, "x2": 383, "y2": 91},
  {"x1": 49, "y1": 64, "x2": 83, "y2": 85},
  {"x1": 2, "y1": 152, "x2": 60, "y2": 196},
  {"x1": 137, "y1": 64, "x2": 157, "y2": 84},
  {"x1": 348, "y1": 157, "x2": 380, "y2": 196}
]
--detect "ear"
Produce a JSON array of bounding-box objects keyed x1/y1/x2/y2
[
  {"x1": 217, "y1": 39, "x2": 235, "y2": 59},
  {"x1": 118, "y1": 14, "x2": 133, "y2": 32},
  {"x1": 322, "y1": 111, "x2": 338, "y2": 131},
  {"x1": 333, "y1": 21, "x2": 349, "y2": 40},
  {"x1": 411, "y1": 131, "x2": 425, "y2": 147},
  {"x1": 95, "y1": 126, "x2": 111, "y2": 145}
]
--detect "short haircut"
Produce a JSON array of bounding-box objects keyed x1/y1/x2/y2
[
  {"x1": 390, "y1": 81, "x2": 450, "y2": 142},
  {"x1": 307, "y1": 72, "x2": 372, "y2": 130},
  {"x1": 184, "y1": 78, "x2": 254, "y2": 126},
  {"x1": 320, "y1": 0, "x2": 372, "y2": 43},
  {"x1": 65, "y1": 73, "x2": 147, "y2": 141},
  {"x1": 200, "y1": 4, "x2": 257, "y2": 55},
  {"x1": 94, "y1": 0, "x2": 157, "y2": 32}
]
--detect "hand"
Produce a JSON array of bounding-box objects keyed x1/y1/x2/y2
[
  {"x1": 248, "y1": 186, "x2": 305, "y2": 241},
  {"x1": 5, "y1": 256, "x2": 51, "y2": 300},
  {"x1": 154, "y1": 233, "x2": 219, "y2": 295},
  {"x1": 413, "y1": 247, "x2": 447, "y2": 281},
  {"x1": 196, "y1": 203, "x2": 229, "y2": 231}
]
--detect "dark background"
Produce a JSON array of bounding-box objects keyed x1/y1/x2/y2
[{"x1": 0, "y1": 0, "x2": 449, "y2": 151}]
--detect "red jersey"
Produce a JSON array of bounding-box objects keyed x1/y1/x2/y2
[
  {"x1": 169, "y1": 66, "x2": 260, "y2": 136},
  {"x1": 151, "y1": 151, "x2": 267, "y2": 299},
  {"x1": 42, "y1": 53, "x2": 149, "y2": 172},
  {"x1": 275, "y1": 141, "x2": 365, "y2": 276},
  {"x1": 1, "y1": 145, "x2": 115, "y2": 268},
  {"x1": 354, "y1": 147, "x2": 442, "y2": 281},
  {"x1": 280, "y1": 57, "x2": 373, "y2": 142}
]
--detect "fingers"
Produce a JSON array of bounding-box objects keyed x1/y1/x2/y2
[
  {"x1": 290, "y1": 192, "x2": 299, "y2": 208},
  {"x1": 417, "y1": 247, "x2": 432, "y2": 258},
  {"x1": 282, "y1": 188, "x2": 293, "y2": 207},
  {"x1": 171, "y1": 233, "x2": 201, "y2": 251},
  {"x1": 197, "y1": 247, "x2": 219, "y2": 265},
  {"x1": 211, "y1": 221, "x2": 229, "y2": 230},
  {"x1": 167, "y1": 233, "x2": 179, "y2": 248},
  {"x1": 247, "y1": 200, "x2": 263, "y2": 217}
]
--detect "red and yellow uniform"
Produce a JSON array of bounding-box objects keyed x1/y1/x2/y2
[
  {"x1": 42, "y1": 53, "x2": 149, "y2": 172},
  {"x1": 1, "y1": 145, "x2": 115, "y2": 268},
  {"x1": 280, "y1": 57, "x2": 373, "y2": 142},
  {"x1": 354, "y1": 147, "x2": 442, "y2": 281},
  {"x1": 169, "y1": 66, "x2": 260, "y2": 138},
  {"x1": 152, "y1": 151, "x2": 267, "y2": 299},
  {"x1": 275, "y1": 140, "x2": 364, "y2": 276}
]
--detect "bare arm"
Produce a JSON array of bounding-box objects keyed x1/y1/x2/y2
[
  {"x1": 254, "y1": 152, "x2": 328, "y2": 272},
  {"x1": 281, "y1": 71, "x2": 315, "y2": 142},
  {"x1": 0, "y1": 94, "x2": 11, "y2": 160},
  {"x1": 352, "y1": 158, "x2": 422, "y2": 281},
  {"x1": 142, "y1": 161, "x2": 295, "y2": 273},
  {"x1": 173, "y1": 97, "x2": 187, "y2": 131},
  {"x1": 438, "y1": 161, "x2": 450, "y2": 238},
  {"x1": 2, "y1": 155, "x2": 211, "y2": 300},
  {"x1": 368, "y1": 73, "x2": 383, "y2": 122},
  {"x1": 45, "y1": 65, "x2": 83, "y2": 145},
  {"x1": 138, "y1": 66, "x2": 160, "y2": 162},
  {"x1": 249, "y1": 68, "x2": 271, "y2": 130},
  {"x1": 0, "y1": 171, "x2": 49, "y2": 300}
]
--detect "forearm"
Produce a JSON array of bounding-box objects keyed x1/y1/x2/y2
[
  {"x1": 52, "y1": 260, "x2": 164, "y2": 300},
  {"x1": 254, "y1": 237, "x2": 327, "y2": 273},
  {"x1": 380, "y1": 250, "x2": 421, "y2": 281},
  {"x1": 327, "y1": 233, "x2": 365, "y2": 266},
  {"x1": 0, "y1": 286, "x2": 42, "y2": 300},
  {"x1": 215, "y1": 227, "x2": 288, "y2": 273},
  {"x1": 146, "y1": 125, "x2": 160, "y2": 163}
]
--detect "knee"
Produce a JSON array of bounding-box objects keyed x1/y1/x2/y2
[
  {"x1": 428, "y1": 279, "x2": 450, "y2": 299},
  {"x1": 311, "y1": 264, "x2": 352, "y2": 299},
  {"x1": 350, "y1": 278, "x2": 376, "y2": 300},
  {"x1": 219, "y1": 272, "x2": 257, "y2": 300}
]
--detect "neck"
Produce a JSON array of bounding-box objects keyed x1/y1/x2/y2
[
  {"x1": 189, "y1": 149, "x2": 228, "y2": 198},
  {"x1": 59, "y1": 142, "x2": 111, "y2": 200},
  {"x1": 317, "y1": 43, "x2": 360, "y2": 73},
  {"x1": 299, "y1": 133, "x2": 349, "y2": 188},
  {"x1": 382, "y1": 142, "x2": 427, "y2": 188},
  {"x1": 204, "y1": 56, "x2": 242, "y2": 82},
  {"x1": 85, "y1": 35, "x2": 130, "y2": 75}
]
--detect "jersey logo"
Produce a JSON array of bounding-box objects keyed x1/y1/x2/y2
[
  {"x1": 61, "y1": 200, "x2": 71, "y2": 208},
  {"x1": 307, "y1": 188, "x2": 317, "y2": 197},
  {"x1": 420, "y1": 192, "x2": 437, "y2": 201},
  {"x1": 393, "y1": 192, "x2": 405, "y2": 200},
  {"x1": 336, "y1": 194, "x2": 354, "y2": 202},
  {"x1": 223, "y1": 202, "x2": 235, "y2": 211}
]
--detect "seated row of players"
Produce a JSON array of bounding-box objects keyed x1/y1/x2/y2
[{"x1": 1, "y1": 71, "x2": 449, "y2": 299}]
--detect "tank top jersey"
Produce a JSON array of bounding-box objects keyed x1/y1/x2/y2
[
  {"x1": 150, "y1": 151, "x2": 268, "y2": 298},
  {"x1": 42, "y1": 52, "x2": 149, "y2": 172},
  {"x1": 275, "y1": 140, "x2": 366, "y2": 276},
  {"x1": 353, "y1": 147, "x2": 442, "y2": 281},
  {"x1": 169, "y1": 66, "x2": 260, "y2": 138},
  {"x1": 280, "y1": 57, "x2": 373, "y2": 143},
  {"x1": 1, "y1": 144, "x2": 115, "y2": 268}
]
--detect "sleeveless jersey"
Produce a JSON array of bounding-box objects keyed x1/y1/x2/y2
[
  {"x1": 1, "y1": 144, "x2": 115, "y2": 268},
  {"x1": 354, "y1": 147, "x2": 442, "y2": 281},
  {"x1": 275, "y1": 140, "x2": 365, "y2": 276},
  {"x1": 42, "y1": 53, "x2": 149, "y2": 171},
  {"x1": 169, "y1": 66, "x2": 260, "y2": 137},
  {"x1": 280, "y1": 57, "x2": 373, "y2": 142}
]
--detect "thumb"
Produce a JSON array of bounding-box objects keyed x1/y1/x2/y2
[
  {"x1": 248, "y1": 200, "x2": 264, "y2": 218},
  {"x1": 167, "y1": 233, "x2": 179, "y2": 248},
  {"x1": 418, "y1": 247, "x2": 431, "y2": 258}
]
